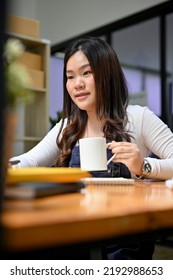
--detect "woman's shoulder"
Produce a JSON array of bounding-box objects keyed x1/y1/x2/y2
[
  {"x1": 127, "y1": 104, "x2": 148, "y2": 113},
  {"x1": 126, "y1": 105, "x2": 155, "y2": 126},
  {"x1": 127, "y1": 104, "x2": 153, "y2": 118}
]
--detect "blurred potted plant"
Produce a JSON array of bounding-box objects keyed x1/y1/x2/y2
[
  {"x1": 3, "y1": 38, "x2": 34, "y2": 172},
  {"x1": 4, "y1": 38, "x2": 34, "y2": 107}
]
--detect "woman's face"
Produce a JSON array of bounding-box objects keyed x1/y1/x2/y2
[{"x1": 66, "y1": 50, "x2": 96, "y2": 113}]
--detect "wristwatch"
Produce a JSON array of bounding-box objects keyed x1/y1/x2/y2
[{"x1": 137, "y1": 158, "x2": 152, "y2": 179}]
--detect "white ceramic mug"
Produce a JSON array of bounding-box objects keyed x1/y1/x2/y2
[{"x1": 79, "y1": 137, "x2": 115, "y2": 171}]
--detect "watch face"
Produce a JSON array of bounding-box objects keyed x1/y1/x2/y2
[{"x1": 143, "y1": 160, "x2": 152, "y2": 173}]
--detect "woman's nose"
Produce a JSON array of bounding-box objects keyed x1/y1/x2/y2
[{"x1": 74, "y1": 76, "x2": 84, "y2": 89}]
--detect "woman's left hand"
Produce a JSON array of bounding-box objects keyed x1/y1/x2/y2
[{"x1": 108, "y1": 141, "x2": 143, "y2": 176}]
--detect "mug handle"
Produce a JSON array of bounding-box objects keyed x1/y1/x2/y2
[{"x1": 106, "y1": 142, "x2": 116, "y2": 165}]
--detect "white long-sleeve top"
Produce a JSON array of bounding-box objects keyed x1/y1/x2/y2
[{"x1": 11, "y1": 105, "x2": 173, "y2": 179}]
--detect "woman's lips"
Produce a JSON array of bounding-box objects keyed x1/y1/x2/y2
[{"x1": 75, "y1": 92, "x2": 89, "y2": 98}]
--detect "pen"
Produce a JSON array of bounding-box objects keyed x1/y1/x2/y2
[{"x1": 9, "y1": 160, "x2": 20, "y2": 165}]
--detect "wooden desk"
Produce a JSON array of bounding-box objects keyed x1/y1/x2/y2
[{"x1": 1, "y1": 180, "x2": 173, "y2": 257}]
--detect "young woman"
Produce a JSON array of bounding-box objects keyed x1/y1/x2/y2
[{"x1": 11, "y1": 37, "x2": 173, "y2": 259}]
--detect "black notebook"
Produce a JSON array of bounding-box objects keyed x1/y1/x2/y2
[{"x1": 4, "y1": 181, "x2": 85, "y2": 199}]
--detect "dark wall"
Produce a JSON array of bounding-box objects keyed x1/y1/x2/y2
[{"x1": 0, "y1": 0, "x2": 7, "y2": 209}]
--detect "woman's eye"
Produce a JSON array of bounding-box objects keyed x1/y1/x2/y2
[
  {"x1": 67, "y1": 75, "x2": 74, "y2": 80},
  {"x1": 83, "y1": 71, "x2": 92, "y2": 76}
]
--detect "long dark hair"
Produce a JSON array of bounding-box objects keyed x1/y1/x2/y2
[{"x1": 56, "y1": 37, "x2": 131, "y2": 167}]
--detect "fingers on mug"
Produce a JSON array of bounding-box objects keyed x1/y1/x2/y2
[{"x1": 106, "y1": 142, "x2": 116, "y2": 165}]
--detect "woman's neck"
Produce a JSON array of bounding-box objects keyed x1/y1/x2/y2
[{"x1": 84, "y1": 115, "x2": 105, "y2": 138}]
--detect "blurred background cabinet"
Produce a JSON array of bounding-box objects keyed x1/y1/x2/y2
[{"x1": 9, "y1": 32, "x2": 50, "y2": 155}]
